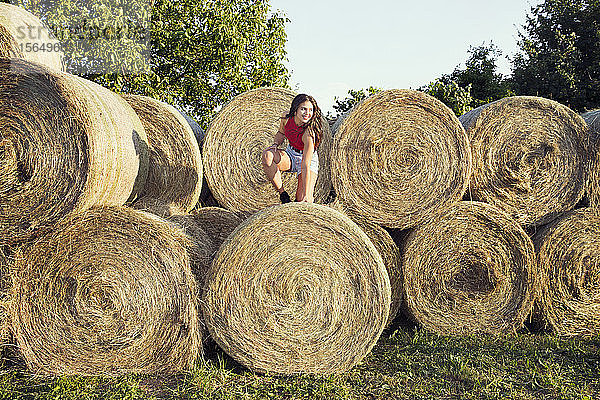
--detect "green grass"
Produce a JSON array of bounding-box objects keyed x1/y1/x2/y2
[{"x1": 1, "y1": 327, "x2": 598, "y2": 400}]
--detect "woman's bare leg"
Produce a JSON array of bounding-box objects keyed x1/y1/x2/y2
[
  {"x1": 295, "y1": 170, "x2": 317, "y2": 202},
  {"x1": 262, "y1": 147, "x2": 291, "y2": 193}
]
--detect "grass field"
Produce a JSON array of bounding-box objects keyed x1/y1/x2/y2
[{"x1": 0, "y1": 322, "x2": 598, "y2": 400}]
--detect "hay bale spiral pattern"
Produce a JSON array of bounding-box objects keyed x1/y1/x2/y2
[
  {"x1": 123, "y1": 94, "x2": 203, "y2": 214},
  {"x1": 533, "y1": 208, "x2": 600, "y2": 336},
  {"x1": 0, "y1": 58, "x2": 148, "y2": 246},
  {"x1": 0, "y1": 3, "x2": 64, "y2": 71},
  {"x1": 202, "y1": 87, "x2": 332, "y2": 212},
  {"x1": 402, "y1": 201, "x2": 536, "y2": 335},
  {"x1": 331, "y1": 89, "x2": 471, "y2": 229},
  {"x1": 202, "y1": 203, "x2": 390, "y2": 375},
  {"x1": 10, "y1": 206, "x2": 203, "y2": 376},
  {"x1": 460, "y1": 96, "x2": 588, "y2": 227}
]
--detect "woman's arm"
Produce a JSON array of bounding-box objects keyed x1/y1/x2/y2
[
  {"x1": 269, "y1": 116, "x2": 287, "y2": 149},
  {"x1": 298, "y1": 130, "x2": 315, "y2": 201}
]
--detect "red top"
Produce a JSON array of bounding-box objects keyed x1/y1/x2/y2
[{"x1": 284, "y1": 118, "x2": 305, "y2": 151}]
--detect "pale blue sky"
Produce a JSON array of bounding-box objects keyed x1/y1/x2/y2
[{"x1": 269, "y1": 0, "x2": 540, "y2": 114}]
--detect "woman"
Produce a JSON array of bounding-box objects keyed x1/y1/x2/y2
[{"x1": 261, "y1": 94, "x2": 323, "y2": 203}]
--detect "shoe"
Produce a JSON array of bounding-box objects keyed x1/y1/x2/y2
[{"x1": 279, "y1": 191, "x2": 291, "y2": 204}]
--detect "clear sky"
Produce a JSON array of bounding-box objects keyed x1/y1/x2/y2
[{"x1": 269, "y1": 0, "x2": 540, "y2": 114}]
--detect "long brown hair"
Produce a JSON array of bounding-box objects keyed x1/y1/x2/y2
[{"x1": 285, "y1": 94, "x2": 323, "y2": 148}]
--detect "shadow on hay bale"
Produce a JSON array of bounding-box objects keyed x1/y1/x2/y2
[
  {"x1": 0, "y1": 58, "x2": 149, "y2": 246},
  {"x1": 9, "y1": 206, "x2": 206, "y2": 376},
  {"x1": 532, "y1": 208, "x2": 600, "y2": 337},
  {"x1": 0, "y1": 4, "x2": 64, "y2": 72},
  {"x1": 460, "y1": 96, "x2": 589, "y2": 228},
  {"x1": 401, "y1": 201, "x2": 537, "y2": 335},
  {"x1": 328, "y1": 200, "x2": 402, "y2": 327},
  {"x1": 202, "y1": 87, "x2": 333, "y2": 212},
  {"x1": 331, "y1": 89, "x2": 471, "y2": 229},
  {"x1": 123, "y1": 94, "x2": 203, "y2": 214},
  {"x1": 202, "y1": 203, "x2": 390, "y2": 375}
]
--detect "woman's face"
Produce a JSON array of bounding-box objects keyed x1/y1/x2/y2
[{"x1": 294, "y1": 100, "x2": 313, "y2": 125}]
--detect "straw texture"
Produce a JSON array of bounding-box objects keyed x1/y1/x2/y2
[
  {"x1": 0, "y1": 58, "x2": 148, "y2": 246},
  {"x1": 581, "y1": 109, "x2": 600, "y2": 207},
  {"x1": 0, "y1": 3, "x2": 64, "y2": 71},
  {"x1": 10, "y1": 206, "x2": 203, "y2": 376},
  {"x1": 532, "y1": 208, "x2": 600, "y2": 336},
  {"x1": 402, "y1": 201, "x2": 536, "y2": 335},
  {"x1": 460, "y1": 96, "x2": 588, "y2": 227},
  {"x1": 202, "y1": 203, "x2": 390, "y2": 375},
  {"x1": 123, "y1": 94, "x2": 203, "y2": 213},
  {"x1": 0, "y1": 246, "x2": 10, "y2": 347},
  {"x1": 202, "y1": 87, "x2": 332, "y2": 212},
  {"x1": 331, "y1": 89, "x2": 471, "y2": 229},
  {"x1": 328, "y1": 200, "x2": 402, "y2": 325}
]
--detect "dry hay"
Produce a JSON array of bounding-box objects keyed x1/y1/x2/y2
[
  {"x1": 580, "y1": 109, "x2": 600, "y2": 207},
  {"x1": 532, "y1": 208, "x2": 600, "y2": 336},
  {"x1": 401, "y1": 201, "x2": 536, "y2": 335},
  {"x1": 0, "y1": 246, "x2": 11, "y2": 348},
  {"x1": 328, "y1": 199, "x2": 402, "y2": 326},
  {"x1": 202, "y1": 203, "x2": 390, "y2": 375},
  {"x1": 10, "y1": 206, "x2": 204, "y2": 376},
  {"x1": 331, "y1": 89, "x2": 471, "y2": 229},
  {"x1": 0, "y1": 58, "x2": 149, "y2": 246},
  {"x1": 0, "y1": 3, "x2": 64, "y2": 72},
  {"x1": 202, "y1": 87, "x2": 333, "y2": 212},
  {"x1": 123, "y1": 94, "x2": 203, "y2": 213},
  {"x1": 460, "y1": 96, "x2": 588, "y2": 227}
]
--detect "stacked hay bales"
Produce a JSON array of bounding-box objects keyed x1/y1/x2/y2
[
  {"x1": 401, "y1": 201, "x2": 536, "y2": 335},
  {"x1": 0, "y1": 58, "x2": 148, "y2": 246},
  {"x1": 123, "y1": 95, "x2": 203, "y2": 217},
  {"x1": 581, "y1": 109, "x2": 600, "y2": 207},
  {"x1": 202, "y1": 87, "x2": 333, "y2": 212},
  {"x1": 0, "y1": 3, "x2": 64, "y2": 72},
  {"x1": 10, "y1": 206, "x2": 206, "y2": 375},
  {"x1": 202, "y1": 203, "x2": 390, "y2": 375},
  {"x1": 460, "y1": 96, "x2": 588, "y2": 227},
  {"x1": 331, "y1": 89, "x2": 471, "y2": 229},
  {"x1": 533, "y1": 208, "x2": 600, "y2": 336}
]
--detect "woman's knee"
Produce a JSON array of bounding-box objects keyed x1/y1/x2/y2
[{"x1": 262, "y1": 148, "x2": 274, "y2": 166}]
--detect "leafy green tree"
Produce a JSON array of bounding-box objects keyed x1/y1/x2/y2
[
  {"x1": 421, "y1": 79, "x2": 473, "y2": 116},
  {"x1": 329, "y1": 86, "x2": 381, "y2": 119},
  {"x1": 13, "y1": 0, "x2": 289, "y2": 129},
  {"x1": 512, "y1": 0, "x2": 600, "y2": 111}
]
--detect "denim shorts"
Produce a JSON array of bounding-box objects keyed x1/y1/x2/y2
[{"x1": 284, "y1": 145, "x2": 319, "y2": 176}]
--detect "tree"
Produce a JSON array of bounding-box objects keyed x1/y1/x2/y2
[
  {"x1": 13, "y1": 0, "x2": 289, "y2": 129},
  {"x1": 421, "y1": 79, "x2": 473, "y2": 116},
  {"x1": 329, "y1": 86, "x2": 381, "y2": 119},
  {"x1": 512, "y1": 0, "x2": 600, "y2": 112}
]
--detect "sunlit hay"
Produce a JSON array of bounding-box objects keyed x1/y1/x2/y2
[
  {"x1": 202, "y1": 87, "x2": 333, "y2": 212},
  {"x1": 328, "y1": 199, "x2": 402, "y2": 326},
  {"x1": 123, "y1": 94, "x2": 203, "y2": 213},
  {"x1": 10, "y1": 206, "x2": 204, "y2": 376},
  {"x1": 0, "y1": 3, "x2": 64, "y2": 72},
  {"x1": 580, "y1": 109, "x2": 600, "y2": 207},
  {"x1": 202, "y1": 203, "x2": 390, "y2": 375},
  {"x1": 0, "y1": 58, "x2": 148, "y2": 246},
  {"x1": 460, "y1": 96, "x2": 588, "y2": 227},
  {"x1": 0, "y1": 246, "x2": 11, "y2": 348},
  {"x1": 532, "y1": 208, "x2": 600, "y2": 336},
  {"x1": 331, "y1": 89, "x2": 471, "y2": 229},
  {"x1": 402, "y1": 201, "x2": 536, "y2": 335}
]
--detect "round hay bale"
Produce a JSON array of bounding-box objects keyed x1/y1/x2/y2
[
  {"x1": 331, "y1": 89, "x2": 471, "y2": 229},
  {"x1": 202, "y1": 87, "x2": 333, "y2": 212},
  {"x1": 580, "y1": 109, "x2": 600, "y2": 207},
  {"x1": 460, "y1": 96, "x2": 588, "y2": 227},
  {"x1": 0, "y1": 3, "x2": 64, "y2": 72},
  {"x1": 202, "y1": 203, "x2": 390, "y2": 375},
  {"x1": 533, "y1": 208, "x2": 600, "y2": 336},
  {"x1": 123, "y1": 94, "x2": 203, "y2": 213},
  {"x1": 10, "y1": 206, "x2": 204, "y2": 376},
  {"x1": 328, "y1": 200, "x2": 402, "y2": 326},
  {"x1": 402, "y1": 201, "x2": 536, "y2": 335},
  {"x1": 0, "y1": 58, "x2": 148, "y2": 246},
  {"x1": 0, "y1": 246, "x2": 12, "y2": 348}
]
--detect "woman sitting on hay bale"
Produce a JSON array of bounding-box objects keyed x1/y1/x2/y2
[{"x1": 261, "y1": 94, "x2": 323, "y2": 203}]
